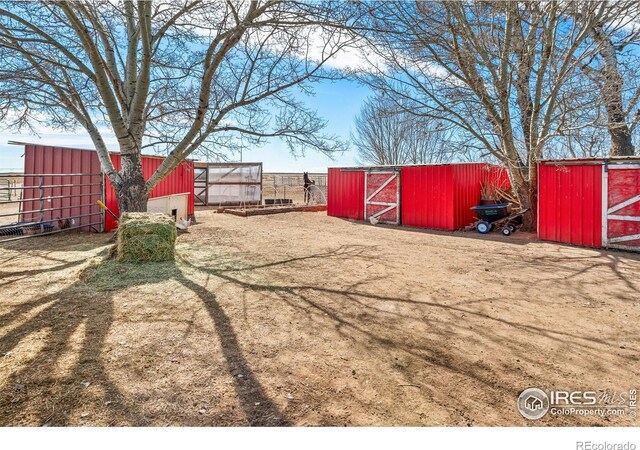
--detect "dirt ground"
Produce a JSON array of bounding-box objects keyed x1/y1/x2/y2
[
  {"x1": 0, "y1": 210, "x2": 639, "y2": 426},
  {"x1": 0, "y1": 203, "x2": 20, "y2": 224},
  {"x1": 0, "y1": 174, "x2": 22, "y2": 225}
]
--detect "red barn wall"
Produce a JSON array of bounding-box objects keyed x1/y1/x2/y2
[
  {"x1": 452, "y1": 163, "x2": 491, "y2": 230},
  {"x1": 401, "y1": 165, "x2": 455, "y2": 230},
  {"x1": 22, "y1": 145, "x2": 104, "y2": 231},
  {"x1": 327, "y1": 168, "x2": 365, "y2": 220},
  {"x1": 21, "y1": 144, "x2": 194, "y2": 233},
  {"x1": 329, "y1": 163, "x2": 505, "y2": 231},
  {"x1": 538, "y1": 162, "x2": 602, "y2": 248},
  {"x1": 104, "y1": 154, "x2": 195, "y2": 231},
  {"x1": 402, "y1": 163, "x2": 495, "y2": 231}
]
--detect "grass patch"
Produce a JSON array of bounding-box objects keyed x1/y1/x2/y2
[{"x1": 79, "y1": 258, "x2": 180, "y2": 292}]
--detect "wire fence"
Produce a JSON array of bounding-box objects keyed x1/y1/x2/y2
[
  {"x1": 194, "y1": 167, "x2": 328, "y2": 208},
  {"x1": 261, "y1": 173, "x2": 327, "y2": 206}
]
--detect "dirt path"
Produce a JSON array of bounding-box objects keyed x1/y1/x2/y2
[{"x1": 0, "y1": 211, "x2": 638, "y2": 426}]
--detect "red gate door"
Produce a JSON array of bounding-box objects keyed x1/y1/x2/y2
[
  {"x1": 365, "y1": 171, "x2": 399, "y2": 224},
  {"x1": 605, "y1": 163, "x2": 640, "y2": 251}
]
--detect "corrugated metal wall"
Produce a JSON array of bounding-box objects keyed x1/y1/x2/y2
[
  {"x1": 401, "y1": 164, "x2": 494, "y2": 231},
  {"x1": 22, "y1": 145, "x2": 194, "y2": 233},
  {"x1": 452, "y1": 163, "x2": 490, "y2": 230},
  {"x1": 327, "y1": 168, "x2": 364, "y2": 220},
  {"x1": 401, "y1": 165, "x2": 455, "y2": 230},
  {"x1": 105, "y1": 154, "x2": 195, "y2": 231},
  {"x1": 22, "y1": 145, "x2": 104, "y2": 231},
  {"x1": 330, "y1": 163, "x2": 504, "y2": 231},
  {"x1": 538, "y1": 162, "x2": 602, "y2": 248}
]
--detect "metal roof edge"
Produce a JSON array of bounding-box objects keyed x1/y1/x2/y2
[
  {"x1": 539, "y1": 156, "x2": 640, "y2": 164},
  {"x1": 328, "y1": 161, "x2": 500, "y2": 170},
  {"x1": 7, "y1": 140, "x2": 195, "y2": 161}
]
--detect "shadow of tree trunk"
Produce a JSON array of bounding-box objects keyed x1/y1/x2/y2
[
  {"x1": 0, "y1": 280, "x2": 142, "y2": 425},
  {"x1": 175, "y1": 272, "x2": 289, "y2": 426}
]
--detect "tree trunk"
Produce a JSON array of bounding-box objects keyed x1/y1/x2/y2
[
  {"x1": 115, "y1": 153, "x2": 148, "y2": 213},
  {"x1": 591, "y1": 24, "x2": 635, "y2": 157},
  {"x1": 518, "y1": 183, "x2": 537, "y2": 232},
  {"x1": 507, "y1": 165, "x2": 537, "y2": 232},
  {"x1": 606, "y1": 107, "x2": 635, "y2": 156}
]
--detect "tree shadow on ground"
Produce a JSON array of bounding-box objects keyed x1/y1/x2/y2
[
  {"x1": 1, "y1": 239, "x2": 635, "y2": 426},
  {"x1": 173, "y1": 273, "x2": 288, "y2": 426},
  {"x1": 0, "y1": 245, "x2": 311, "y2": 425},
  {"x1": 0, "y1": 251, "x2": 139, "y2": 425},
  {"x1": 176, "y1": 245, "x2": 636, "y2": 425}
]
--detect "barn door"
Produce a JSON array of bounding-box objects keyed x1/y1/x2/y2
[
  {"x1": 604, "y1": 163, "x2": 640, "y2": 251},
  {"x1": 364, "y1": 171, "x2": 400, "y2": 224},
  {"x1": 194, "y1": 166, "x2": 208, "y2": 206}
]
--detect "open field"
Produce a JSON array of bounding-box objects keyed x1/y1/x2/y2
[
  {"x1": 261, "y1": 173, "x2": 327, "y2": 205},
  {"x1": 0, "y1": 202, "x2": 20, "y2": 224},
  {"x1": 0, "y1": 211, "x2": 638, "y2": 426},
  {"x1": 0, "y1": 175, "x2": 22, "y2": 225}
]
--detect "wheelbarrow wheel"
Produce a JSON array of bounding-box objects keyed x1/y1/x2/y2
[
  {"x1": 476, "y1": 221, "x2": 491, "y2": 234},
  {"x1": 502, "y1": 227, "x2": 512, "y2": 236}
]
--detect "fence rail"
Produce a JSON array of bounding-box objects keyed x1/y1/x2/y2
[{"x1": 0, "y1": 173, "x2": 104, "y2": 243}]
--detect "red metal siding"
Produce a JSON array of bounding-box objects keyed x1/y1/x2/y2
[
  {"x1": 331, "y1": 163, "x2": 501, "y2": 231},
  {"x1": 327, "y1": 168, "x2": 364, "y2": 220},
  {"x1": 22, "y1": 145, "x2": 103, "y2": 231},
  {"x1": 484, "y1": 165, "x2": 512, "y2": 198},
  {"x1": 21, "y1": 145, "x2": 195, "y2": 233},
  {"x1": 452, "y1": 163, "x2": 488, "y2": 229},
  {"x1": 401, "y1": 165, "x2": 455, "y2": 230},
  {"x1": 538, "y1": 163, "x2": 602, "y2": 248},
  {"x1": 105, "y1": 154, "x2": 195, "y2": 231},
  {"x1": 607, "y1": 168, "x2": 640, "y2": 247}
]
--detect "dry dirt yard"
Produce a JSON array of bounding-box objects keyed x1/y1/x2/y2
[{"x1": 0, "y1": 210, "x2": 639, "y2": 426}]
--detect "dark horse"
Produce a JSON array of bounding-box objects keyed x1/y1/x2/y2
[{"x1": 303, "y1": 172, "x2": 315, "y2": 204}]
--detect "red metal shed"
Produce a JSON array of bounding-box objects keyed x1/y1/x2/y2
[
  {"x1": 20, "y1": 144, "x2": 194, "y2": 232},
  {"x1": 402, "y1": 163, "x2": 498, "y2": 230},
  {"x1": 104, "y1": 152, "x2": 195, "y2": 231},
  {"x1": 327, "y1": 168, "x2": 365, "y2": 220},
  {"x1": 328, "y1": 163, "x2": 508, "y2": 230},
  {"x1": 538, "y1": 158, "x2": 640, "y2": 251},
  {"x1": 21, "y1": 144, "x2": 104, "y2": 232}
]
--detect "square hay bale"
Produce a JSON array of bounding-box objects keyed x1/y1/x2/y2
[{"x1": 116, "y1": 213, "x2": 176, "y2": 262}]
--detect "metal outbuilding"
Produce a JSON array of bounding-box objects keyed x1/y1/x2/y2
[
  {"x1": 328, "y1": 163, "x2": 509, "y2": 230},
  {"x1": 538, "y1": 157, "x2": 640, "y2": 251},
  {"x1": 18, "y1": 143, "x2": 194, "y2": 233},
  {"x1": 327, "y1": 168, "x2": 365, "y2": 220}
]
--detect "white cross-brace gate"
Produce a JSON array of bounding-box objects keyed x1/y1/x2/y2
[
  {"x1": 364, "y1": 170, "x2": 400, "y2": 225},
  {"x1": 602, "y1": 162, "x2": 640, "y2": 251}
]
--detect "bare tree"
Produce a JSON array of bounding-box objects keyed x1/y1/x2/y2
[
  {"x1": 351, "y1": 94, "x2": 455, "y2": 165},
  {"x1": 402, "y1": 118, "x2": 456, "y2": 164},
  {"x1": 352, "y1": 96, "x2": 406, "y2": 165},
  {"x1": 355, "y1": 1, "x2": 619, "y2": 230},
  {"x1": 0, "y1": 0, "x2": 357, "y2": 212},
  {"x1": 578, "y1": 2, "x2": 640, "y2": 156}
]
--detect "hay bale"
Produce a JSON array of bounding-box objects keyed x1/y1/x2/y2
[{"x1": 116, "y1": 213, "x2": 176, "y2": 262}]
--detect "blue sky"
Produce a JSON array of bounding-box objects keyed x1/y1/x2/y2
[{"x1": 0, "y1": 78, "x2": 371, "y2": 174}]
